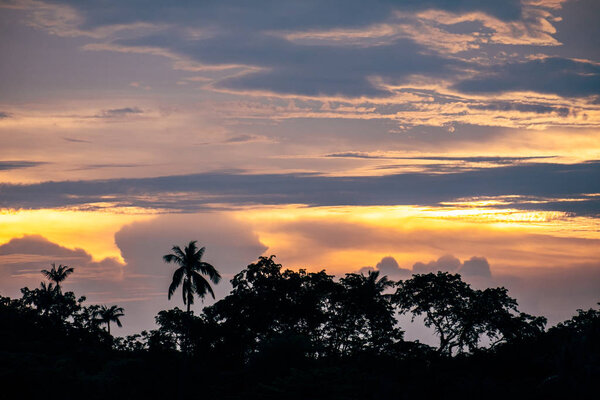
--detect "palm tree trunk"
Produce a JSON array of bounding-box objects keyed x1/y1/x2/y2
[{"x1": 107, "y1": 321, "x2": 111, "y2": 335}]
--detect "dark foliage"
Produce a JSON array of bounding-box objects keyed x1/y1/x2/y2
[{"x1": 0, "y1": 258, "x2": 597, "y2": 399}]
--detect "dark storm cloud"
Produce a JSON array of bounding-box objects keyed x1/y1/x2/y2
[
  {"x1": 455, "y1": 57, "x2": 600, "y2": 98},
  {"x1": 0, "y1": 161, "x2": 598, "y2": 214},
  {"x1": 0, "y1": 161, "x2": 46, "y2": 170}
]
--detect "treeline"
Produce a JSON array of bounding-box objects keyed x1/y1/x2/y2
[{"x1": 0, "y1": 256, "x2": 598, "y2": 399}]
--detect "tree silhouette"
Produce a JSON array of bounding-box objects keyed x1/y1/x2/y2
[
  {"x1": 97, "y1": 305, "x2": 124, "y2": 335},
  {"x1": 333, "y1": 270, "x2": 401, "y2": 355},
  {"x1": 41, "y1": 263, "x2": 74, "y2": 293},
  {"x1": 163, "y1": 241, "x2": 221, "y2": 314},
  {"x1": 34, "y1": 281, "x2": 57, "y2": 315},
  {"x1": 394, "y1": 272, "x2": 545, "y2": 355}
]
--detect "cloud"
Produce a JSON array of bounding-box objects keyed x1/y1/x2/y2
[
  {"x1": 13, "y1": 0, "x2": 564, "y2": 100},
  {"x1": 73, "y1": 163, "x2": 146, "y2": 170},
  {"x1": 0, "y1": 235, "x2": 123, "y2": 287},
  {"x1": 412, "y1": 254, "x2": 462, "y2": 274},
  {"x1": 3, "y1": 1, "x2": 596, "y2": 130},
  {"x1": 0, "y1": 111, "x2": 11, "y2": 119},
  {"x1": 358, "y1": 256, "x2": 411, "y2": 278},
  {"x1": 0, "y1": 213, "x2": 268, "y2": 334},
  {"x1": 455, "y1": 57, "x2": 600, "y2": 98},
  {"x1": 63, "y1": 137, "x2": 92, "y2": 143},
  {"x1": 326, "y1": 152, "x2": 556, "y2": 163},
  {"x1": 222, "y1": 134, "x2": 270, "y2": 144},
  {"x1": 0, "y1": 161, "x2": 597, "y2": 215},
  {"x1": 0, "y1": 161, "x2": 46, "y2": 170},
  {"x1": 468, "y1": 102, "x2": 571, "y2": 117},
  {"x1": 364, "y1": 254, "x2": 599, "y2": 327},
  {"x1": 96, "y1": 107, "x2": 143, "y2": 118},
  {"x1": 460, "y1": 256, "x2": 491, "y2": 278}
]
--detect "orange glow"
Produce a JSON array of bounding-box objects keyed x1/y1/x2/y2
[
  {"x1": 0, "y1": 208, "x2": 155, "y2": 262},
  {"x1": 233, "y1": 204, "x2": 600, "y2": 273},
  {"x1": 1, "y1": 203, "x2": 598, "y2": 277}
]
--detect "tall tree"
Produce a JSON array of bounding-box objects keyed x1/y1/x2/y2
[
  {"x1": 394, "y1": 272, "x2": 545, "y2": 355},
  {"x1": 333, "y1": 270, "x2": 401, "y2": 355},
  {"x1": 97, "y1": 305, "x2": 124, "y2": 335},
  {"x1": 163, "y1": 241, "x2": 221, "y2": 314},
  {"x1": 41, "y1": 263, "x2": 74, "y2": 293}
]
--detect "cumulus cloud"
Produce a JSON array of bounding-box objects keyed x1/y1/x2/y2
[
  {"x1": 460, "y1": 256, "x2": 492, "y2": 278},
  {"x1": 0, "y1": 235, "x2": 123, "y2": 292},
  {"x1": 413, "y1": 254, "x2": 462, "y2": 274},
  {"x1": 365, "y1": 254, "x2": 490, "y2": 279},
  {"x1": 364, "y1": 254, "x2": 600, "y2": 327},
  {"x1": 0, "y1": 213, "x2": 268, "y2": 334},
  {"x1": 359, "y1": 256, "x2": 411, "y2": 279}
]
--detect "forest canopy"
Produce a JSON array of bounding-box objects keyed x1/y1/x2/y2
[{"x1": 0, "y1": 253, "x2": 598, "y2": 399}]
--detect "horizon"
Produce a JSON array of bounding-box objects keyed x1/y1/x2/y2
[{"x1": 1, "y1": 0, "x2": 599, "y2": 342}]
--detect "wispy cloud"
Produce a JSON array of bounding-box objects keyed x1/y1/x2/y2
[
  {"x1": 95, "y1": 107, "x2": 143, "y2": 118},
  {"x1": 0, "y1": 160, "x2": 46, "y2": 170}
]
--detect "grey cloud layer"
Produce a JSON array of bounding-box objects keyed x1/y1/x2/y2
[
  {"x1": 455, "y1": 57, "x2": 600, "y2": 98},
  {"x1": 1, "y1": 162, "x2": 598, "y2": 214},
  {"x1": 31, "y1": 0, "x2": 596, "y2": 100},
  {"x1": 48, "y1": 0, "x2": 524, "y2": 30}
]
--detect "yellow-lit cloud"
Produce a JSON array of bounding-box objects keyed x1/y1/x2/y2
[{"x1": 0, "y1": 208, "x2": 154, "y2": 262}]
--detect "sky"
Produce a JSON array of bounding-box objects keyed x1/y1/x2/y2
[{"x1": 0, "y1": 0, "x2": 599, "y2": 341}]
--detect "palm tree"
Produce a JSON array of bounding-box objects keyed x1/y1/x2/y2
[
  {"x1": 41, "y1": 263, "x2": 74, "y2": 293},
  {"x1": 97, "y1": 305, "x2": 124, "y2": 335},
  {"x1": 36, "y1": 281, "x2": 57, "y2": 315},
  {"x1": 163, "y1": 241, "x2": 221, "y2": 314}
]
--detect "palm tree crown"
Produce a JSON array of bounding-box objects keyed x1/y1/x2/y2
[
  {"x1": 163, "y1": 241, "x2": 221, "y2": 313},
  {"x1": 97, "y1": 305, "x2": 124, "y2": 335},
  {"x1": 41, "y1": 263, "x2": 74, "y2": 292}
]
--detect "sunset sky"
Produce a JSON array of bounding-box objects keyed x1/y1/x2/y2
[{"x1": 0, "y1": 0, "x2": 599, "y2": 339}]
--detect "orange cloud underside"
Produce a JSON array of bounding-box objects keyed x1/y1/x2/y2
[
  {"x1": 1, "y1": 204, "x2": 598, "y2": 276},
  {"x1": 0, "y1": 209, "x2": 153, "y2": 262}
]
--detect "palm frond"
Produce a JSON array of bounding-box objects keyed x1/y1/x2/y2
[
  {"x1": 172, "y1": 245, "x2": 187, "y2": 260},
  {"x1": 198, "y1": 261, "x2": 221, "y2": 284},
  {"x1": 193, "y1": 272, "x2": 215, "y2": 299},
  {"x1": 168, "y1": 267, "x2": 185, "y2": 299},
  {"x1": 163, "y1": 253, "x2": 182, "y2": 265}
]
